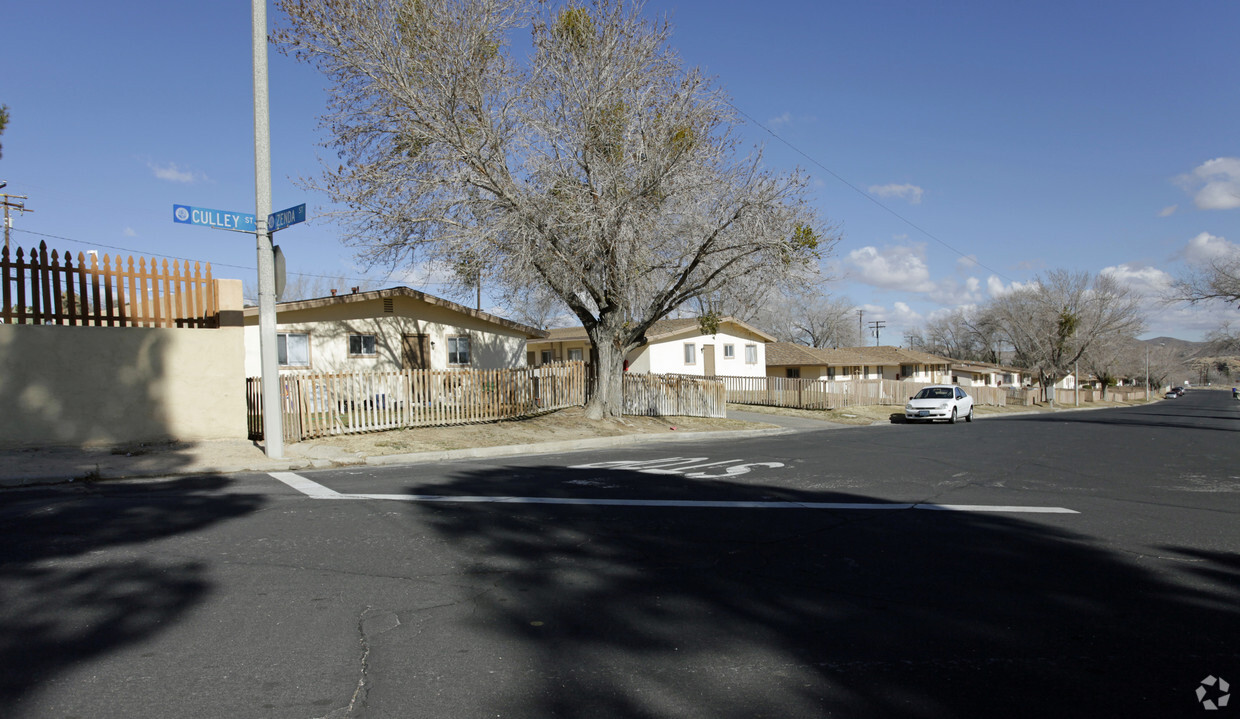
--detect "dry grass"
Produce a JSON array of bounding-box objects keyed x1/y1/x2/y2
[{"x1": 301, "y1": 406, "x2": 777, "y2": 455}]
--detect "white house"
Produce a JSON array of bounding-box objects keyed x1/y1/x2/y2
[
  {"x1": 526, "y1": 317, "x2": 775, "y2": 377},
  {"x1": 242, "y1": 286, "x2": 546, "y2": 376},
  {"x1": 765, "y1": 343, "x2": 954, "y2": 383},
  {"x1": 950, "y1": 361, "x2": 1025, "y2": 388}
]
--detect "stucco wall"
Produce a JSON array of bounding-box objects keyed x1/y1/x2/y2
[
  {"x1": 0, "y1": 323, "x2": 246, "y2": 448},
  {"x1": 644, "y1": 329, "x2": 767, "y2": 377},
  {"x1": 244, "y1": 295, "x2": 529, "y2": 375}
]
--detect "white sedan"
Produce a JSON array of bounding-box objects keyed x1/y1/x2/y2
[{"x1": 905, "y1": 385, "x2": 974, "y2": 424}]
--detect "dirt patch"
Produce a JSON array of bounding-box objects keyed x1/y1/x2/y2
[{"x1": 295, "y1": 407, "x2": 778, "y2": 456}]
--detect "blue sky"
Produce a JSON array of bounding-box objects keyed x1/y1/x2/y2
[{"x1": 4, "y1": 1, "x2": 1240, "y2": 341}]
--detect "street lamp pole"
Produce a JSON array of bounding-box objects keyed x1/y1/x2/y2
[{"x1": 1145, "y1": 345, "x2": 1149, "y2": 402}]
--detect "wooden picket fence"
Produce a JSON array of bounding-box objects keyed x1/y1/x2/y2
[
  {"x1": 249, "y1": 361, "x2": 587, "y2": 442},
  {"x1": 623, "y1": 373, "x2": 726, "y2": 418},
  {"x1": 1, "y1": 241, "x2": 218, "y2": 328},
  {"x1": 720, "y1": 375, "x2": 1008, "y2": 410}
]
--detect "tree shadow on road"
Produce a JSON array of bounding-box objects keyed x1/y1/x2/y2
[
  {"x1": 0, "y1": 477, "x2": 265, "y2": 711},
  {"x1": 400, "y1": 465, "x2": 1240, "y2": 719}
]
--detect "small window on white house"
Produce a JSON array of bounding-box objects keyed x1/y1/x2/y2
[
  {"x1": 448, "y1": 335, "x2": 471, "y2": 365},
  {"x1": 723, "y1": 344, "x2": 735, "y2": 359},
  {"x1": 277, "y1": 332, "x2": 310, "y2": 367},
  {"x1": 827, "y1": 367, "x2": 836, "y2": 380},
  {"x1": 349, "y1": 334, "x2": 377, "y2": 357},
  {"x1": 568, "y1": 348, "x2": 583, "y2": 361},
  {"x1": 744, "y1": 344, "x2": 757, "y2": 364},
  {"x1": 684, "y1": 343, "x2": 696, "y2": 365},
  {"x1": 540, "y1": 349, "x2": 554, "y2": 365}
]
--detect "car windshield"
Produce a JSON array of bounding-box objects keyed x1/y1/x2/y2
[{"x1": 914, "y1": 388, "x2": 954, "y2": 400}]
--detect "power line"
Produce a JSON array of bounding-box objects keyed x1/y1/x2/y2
[{"x1": 728, "y1": 102, "x2": 1015, "y2": 284}]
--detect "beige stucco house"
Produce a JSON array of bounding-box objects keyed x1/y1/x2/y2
[
  {"x1": 950, "y1": 360, "x2": 1025, "y2": 388},
  {"x1": 765, "y1": 343, "x2": 954, "y2": 383},
  {"x1": 526, "y1": 317, "x2": 776, "y2": 377},
  {"x1": 242, "y1": 287, "x2": 546, "y2": 376}
]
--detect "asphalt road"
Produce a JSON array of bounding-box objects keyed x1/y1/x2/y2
[{"x1": 3, "y1": 391, "x2": 1239, "y2": 718}]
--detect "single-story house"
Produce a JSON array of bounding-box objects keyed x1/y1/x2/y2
[
  {"x1": 242, "y1": 286, "x2": 547, "y2": 375},
  {"x1": 526, "y1": 317, "x2": 776, "y2": 377},
  {"x1": 765, "y1": 343, "x2": 954, "y2": 383},
  {"x1": 950, "y1": 361, "x2": 1025, "y2": 388}
]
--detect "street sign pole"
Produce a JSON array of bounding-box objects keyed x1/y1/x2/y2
[{"x1": 253, "y1": 0, "x2": 283, "y2": 459}]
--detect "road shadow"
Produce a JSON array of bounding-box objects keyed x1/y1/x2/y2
[
  {"x1": 0, "y1": 476, "x2": 266, "y2": 709},
  {"x1": 400, "y1": 465, "x2": 1240, "y2": 718}
]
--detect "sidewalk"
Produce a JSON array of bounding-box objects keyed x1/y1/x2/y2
[{"x1": 0, "y1": 411, "x2": 831, "y2": 488}]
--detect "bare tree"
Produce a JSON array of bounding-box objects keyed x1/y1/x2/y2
[
  {"x1": 499, "y1": 283, "x2": 574, "y2": 330},
  {"x1": 905, "y1": 307, "x2": 1004, "y2": 362},
  {"x1": 276, "y1": 0, "x2": 830, "y2": 418},
  {"x1": 988, "y1": 270, "x2": 1144, "y2": 404},
  {"x1": 1172, "y1": 249, "x2": 1240, "y2": 308},
  {"x1": 1080, "y1": 335, "x2": 1141, "y2": 400}
]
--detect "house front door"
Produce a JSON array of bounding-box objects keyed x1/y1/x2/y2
[
  {"x1": 403, "y1": 334, "x2": 430, "y2": 370},
  {"x1": 702, "y1": 344, "x2": 716, "y2": 376}
]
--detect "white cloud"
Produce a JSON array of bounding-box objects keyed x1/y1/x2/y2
[
  {"x1": 766, "y1": 112, "x2": 815, "y2": 133},
  {"x1": 767, "y1": 112, "x2": 792, "y2": 129},
  {"x1": 847, "y1": 244, "x2": 934, "y2": 291},
  {"x1": 986, "y1": 275, "x2": 1037, "y2": 298},
  {"x1": 1183, "y1": 231, "x2": 1238, "y2": 264},
  {"x1": 956, "y1": 255, "x2": 979, "y2": 271},
  {"x1": 868, "y1": 183, "x2": 924, "y2": 205},
  {"x1": 148, "y1": 161, "x2": 206, "y2": 184},
  {"x1": 1158, "y1": 205, "x2": 1178, "y2": 218},
  {"x1": 1099, "y1": 263, "x2": 1173, "y2": 296},
  {"x1": 928, "y1": 276, "x2": 983, "y2": 306},
  {"x1": 1176, "y1": 157, "x2": 1240, "y2": 210},
  {"x1": 123, "y1": 227, "x2": 137, "y2": 237}
]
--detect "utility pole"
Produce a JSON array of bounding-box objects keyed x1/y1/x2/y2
[
  {"x1": 868, "y1": 320, "x2": 886, "y2": 346},
  {"x1": 857, "y1": 309, "x2": 864, "y2": 346},
  {"x1": 252, "y1": 0, "x2": 283, "y2": 459},
  {"x1": 1, "y1": 192, "x2": 32, "y2": 252}
]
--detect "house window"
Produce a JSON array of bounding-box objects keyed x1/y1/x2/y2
[
  {"x1": 863, "y1": 365, "x2": 870, "y2": 378},
  {"x1": 447, "y1": 335, "x2": 471, "y2": 365},
  {"x1": 827, "y1": 367, "x2": 836, "y2": 380},
  {"x1": 684, "y1": 343, "x2": 696, "y2": 365},
  {"x1": 540, "y1": 349, "x2": 553, "y2": 365},
  {"x1": 786, "y1": 368, "x2": 801, "y2": 379},
  {"x1": 568, "y1": 348, "x2": 583, "y2": 361},
  {"x1": 723, "y1": 344, "x2": 735, "y2": 359},
  {"x1": 744, "y1": 344, "x2": 757, "y2": 364},
  {"x1": 348, "y1": 333, "x2": 377, "y2": 357},
  {"x1": 277, "y1": 332, "x2": 310, "y2": 367}
]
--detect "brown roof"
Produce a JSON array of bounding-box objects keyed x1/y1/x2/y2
[
  {"x1": 242, "y1": 286, "x2": 548, "y2": 338},
  {"x1": 531, "y1": 316, "x2": 777, "y2": 346},
  {"x1": 765, "y1": 344, "x2": 955, "y2": 368}
]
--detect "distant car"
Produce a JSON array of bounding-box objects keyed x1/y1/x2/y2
[
  {"x1": 905, "y1": 385, "x2": 974, "y2": 424},
  {"x1": 1172, "y1": 386, "x2": 1185, "y2": 396}
]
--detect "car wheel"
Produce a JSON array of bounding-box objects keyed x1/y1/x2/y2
[
  {"x1": 949, "y1": 407, "x2": 957, "y2": 424},
  {"x1": 966, "y1": 407, "x2": 973, "y2": 423}
]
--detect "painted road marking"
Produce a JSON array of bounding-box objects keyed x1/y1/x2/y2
[{"x1": 268, "y1": 473, "x2": 1079, "y2": 514}]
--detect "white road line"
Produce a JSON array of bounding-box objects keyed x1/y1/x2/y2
[
  {"x1": 268, "y1": 473, "x2": 1079, "y2": 514},
  {"x1": 269, "y1": 471, "x2": 346, "y2": 498},
  {"x1": 917, "y1": 504, "x2": 1080, "y2": 514}
]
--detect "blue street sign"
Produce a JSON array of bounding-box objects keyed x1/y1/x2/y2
[
  {"x1": 173, "y1": 204, "x2": 256, "y2": 232},
  {"x1": 268, "y1": 203, "x2": 306, "y2": 233}
]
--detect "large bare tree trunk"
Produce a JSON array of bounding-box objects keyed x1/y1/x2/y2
[{"x1": 583, "y1": 321, "x2": 629, "y2": 420}]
